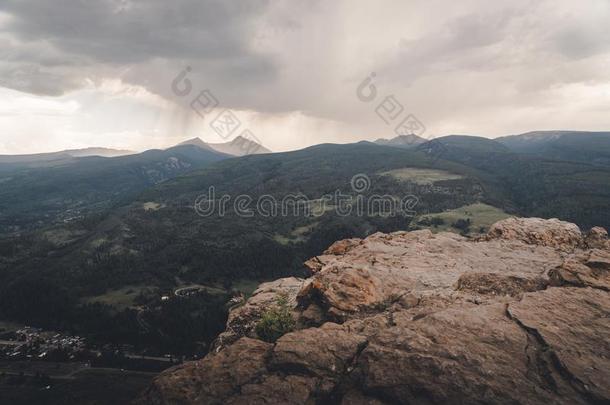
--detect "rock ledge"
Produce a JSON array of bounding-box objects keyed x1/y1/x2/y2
[{"x1": 137, "y1": 217, "x2": 610, "y2": 404}]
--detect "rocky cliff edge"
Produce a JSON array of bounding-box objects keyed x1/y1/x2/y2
[{"x1": 138, "y1": 217, "x2": 610, "y2": 404}]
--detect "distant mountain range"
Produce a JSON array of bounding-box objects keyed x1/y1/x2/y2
[
  {"x1": 0, "y1": 130, "x2": 608, "y2": 235},
  {"x1": 0, "y1": 135, "x2": 271, "y2": 167},
  {"x1": 178, "y1": 136, "x2": 272, "y2": 156},
  {"x1": 0, "y1": 144, "x2": 231, "y2": 233},
  {"x1": 497, "y1": 131, "x2": 610, "y2": 165},
  {"x1": 374, "y1": 134, "x2": 426, "y2": 148},
  {"x1": 0, "y1": 147, "x2": 133, "y2": 164},
  {"x1": 376, "y1": 131, "x2": 610, "y2": 166},
  {"x1": 1, "y1": 129, "x2": 609, "y2": 358},
  {"x1": 0, "y1": 135, "x2": 271, "y2": 233},
  {"x1": 4, "y1": 130, "x2": 607, "y2": 166},
  {"x1": 63, "y1": 147, "x2": 135, "y2": 158},
  {"x1": 0, "y1": 147, "x2": 135, "y2": 175}
]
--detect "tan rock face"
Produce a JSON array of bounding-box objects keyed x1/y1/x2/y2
[
  {"x1": 508, "y1": 287, "x2": 610, "y2": 403},
  {"x1": 212, "y1": 277, "x2": 305, "y2": 350},
  {"x1": 357, "y1": 304, "x2": 564, "y2": 404},
  {"x1": 138, "y1": 217, "x2": 610, "y2": 405},
  {"x1": 455, "y1": 272, "x2": 548, "y2": 296},
  {"x1": 270, "y1": 323, "x2": 367, "y2": 381},
  {"x1": 299, "y1": 226, "x2": 567, "y2": 319},
  {"x1": 548, "y1": 249, "x2": 610, "y2": 291},
  {"x1": 135, "y1": 338, "x2": 271, "y2": 405},
  {"x1": 486, "y1": 217, "x2": 583, "y2": 251},
  {"x1": 585, "y1": 226, "x2": 609, "y2": 249}
]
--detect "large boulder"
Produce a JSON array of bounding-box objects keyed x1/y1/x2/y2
[
  {"x1": 136, "y1": 338, "x2": 271, "y2": 405},
  {"x1": 297, "y1": 226, "x2": 566, "y2": 320},
  {"x1": 585, "y1": 226, "x2": 609, "y2": 249},
  {"x1": 355, "y1": 303, "x2": 581, "y2": 404},
  {"x1": 137, "y1": 218, "x2": 610, "y2": 404},
  {"x1": 548, "y1": 249, "x2": 610, "y2": 291},
  {"x1": 486, "y1": 217, "x2": 583, "y2": 251},
  {"x1": 270, "y1": 323, "x2": 367, "y2": 381}
]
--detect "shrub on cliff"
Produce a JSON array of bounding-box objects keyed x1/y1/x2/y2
[{"x1": 255, "y1": 295, "x2": 295, "y2": 343}]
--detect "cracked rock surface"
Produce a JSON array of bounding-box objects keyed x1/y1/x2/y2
[{"x1": 137, "y1": 217, "x2": 610, "y2": 404}]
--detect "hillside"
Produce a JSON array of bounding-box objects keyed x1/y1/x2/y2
[
  {"x1": 418, "y1": 135, "x2": 610, "y2": 229},
  {"x1": 138, "y1": 217, "x2": 610, "y2": 404},
  {"x1": 1, "y1": 139, "x2": 609, "y2": 358},
  {"x1": 0, "y1": 145, "x2": 230, "y2": 234},
  {"x1": 62, "y1": 147, "x2": 135, "y2": 158},
  {"x1": 498, "y1": 131, "x2": 610, "y2": 165},
  {"x1": 0, "y1": 147, "x2": 133, "y2": 169},
  {"x1": 420, "y1": 135, "x2": 511, "y2": 155},
  {"x1": 0, "y1": 142, "x2": 491, "y2": 350}
]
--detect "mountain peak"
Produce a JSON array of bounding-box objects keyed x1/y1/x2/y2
[
  {"x1": 177, "y1": 136, "x2": 272, "y2": 156},
  {"x1": 374, "y1": 134, "x2": 426, "y2": 148},
  {"x1": 178, "y1": 137, "x2": 211, "y2": 149}
]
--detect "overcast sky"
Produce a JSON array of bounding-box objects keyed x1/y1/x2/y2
[{"x1": 1, "y1": 0, "x2": 609, "y2": 154}]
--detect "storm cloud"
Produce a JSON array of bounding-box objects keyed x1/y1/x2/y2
[{"x1": 1, "y1": 0, "x2": 609, "y2": 153}]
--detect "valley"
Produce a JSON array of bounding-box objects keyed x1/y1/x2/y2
[
  {"x1": 380, "y1": 167, "x2": 465, "y2": 184},
  {"x1": 0, "y1": 132, "x2": 609, "y2": 403},
  {"x1": 412, "y1": 202, "x2": 512, "y2": 235}
]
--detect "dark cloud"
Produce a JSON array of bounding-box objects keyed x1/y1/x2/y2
[
  {"x1": 1, "y1": 0, "x2": 269, "y2": 62},
  {"x1": 0, "y1": 0, "x2": 278, "y2": 96},
  {"x1": 0, "y1": 64, "x2": 86, "y2": 96},
  {"x1": 380, "y1": 8, "x2": 527, "y2": 84},
  {"x1": 550, "y1": 25, "x2": 610, "y2": 60},
  {"x1": 0, "y1": 0, "x2": 609, "y2": 140}
]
